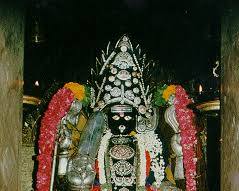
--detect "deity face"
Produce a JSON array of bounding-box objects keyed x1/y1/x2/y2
[{"x1": 107, "y1": 104, "x2": 136, "y2": 135}]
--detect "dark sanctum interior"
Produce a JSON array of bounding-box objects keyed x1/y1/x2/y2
[{"x1": 24, "y1": 0, "x2": 221, "y2": 96}]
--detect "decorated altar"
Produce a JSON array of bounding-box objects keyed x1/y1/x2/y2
[{"x1": 27, "y1": 35, "x2": 209, "y2": 191}]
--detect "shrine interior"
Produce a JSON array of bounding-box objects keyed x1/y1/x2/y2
[{"x1": 22, "y1": 0, "x2": 222, "y2": 191}]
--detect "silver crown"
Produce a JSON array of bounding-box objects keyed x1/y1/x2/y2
[{"x1": 89, "y1": 35, "x2": 156, "y2": 115}]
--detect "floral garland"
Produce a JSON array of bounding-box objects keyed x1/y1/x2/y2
[
  {"x1": 154, "y1": 84, "x2": 197, "y2": 191},
  {"x1": 36, "y1": 82, "x2": 89, "y2": 191},
  {"x1": 36, "y1": 88, "x2": 74, "y2": 191},
  {"x1": 97, "y1": 130, "x2": 112, "y2": 190},
  {"x1": 91, "y1": 161, "x2": 101, "y2": 191},
  {"x1": 162, "y1": 85, "x2": 176, "y2": 102},
  {"x1": 174, "y1": 86, "x2": 197, "y2": 191},
  {"x1": 134, "y1": 133, "x2": 147, "y2": 187},
  {"x1": 135, "y1": 132, "x2": 165, "y2": 189},
  {"x1": 145, "y1": 151, "x2": 151, "y2": 177},
  {"x1": 144, "y1": 132, "x2": 165, "y2": 188},
  {"x1": 64, "y1": 82, "x2": 91, "y2": 106},
  {"x1": 154, "y1": 85, "x2": 176, "y2": 107}
]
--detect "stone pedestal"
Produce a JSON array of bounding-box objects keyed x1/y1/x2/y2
[
  {"x1": 221, "y1": 2, "x2": 239, "y2": 191},
  {"x1": 0, "y1": 2, "x2": 24, "y2": 191}
]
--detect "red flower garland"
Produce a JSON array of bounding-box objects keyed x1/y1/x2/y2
[
  {"x1": 146, "y1": 186, "x2": 154, "y2": 191},
  {"x1": 91, "y1": 160, "x2": 100, "y2": 191},
  {"x1": 174, "y1": 86, "x2": 197, "y2": 191},
  {"x1": 95, "y1": 160, "x2": 99, "y2": 178},
  {"x1": 91, "y1": 185, "x2": 101, "y2": 191},
  {"x1": 36, "y1": 88, "x2": 74, "y2": 191},
  {"x1": 145, "y1": 150, "x2": 151, "y2": 177}
]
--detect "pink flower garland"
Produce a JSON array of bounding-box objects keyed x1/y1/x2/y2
[
  {"x1": 36, "y1": 88, "x2": 74, "y2": 191},
  {"x1": 174, "y1": 86, "x2": 197, "y2": 191}
]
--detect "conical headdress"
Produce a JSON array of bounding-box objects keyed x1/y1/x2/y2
[{"x1": 90, "y1": 35, "x2": 155, "y2": 116}]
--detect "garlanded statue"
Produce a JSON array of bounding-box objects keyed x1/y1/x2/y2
[
  {"x1": 164, "y1": 105, "x2": 185, "y2": 182},
  {"x1": 35, "y1": 35, "x2": 200, "y2": 191}
]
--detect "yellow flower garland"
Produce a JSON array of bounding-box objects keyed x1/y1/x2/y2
[
  {"x1": 162, "y1": 85, "x2": 176, "y2": 101},
  {"x1": 64, "y1": 82, "x2": 85, "y2": 101}
]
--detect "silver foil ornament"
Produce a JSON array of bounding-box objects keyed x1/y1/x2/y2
[{"x1": 66, "y1": 111, "x2": 105, "y2": 190}]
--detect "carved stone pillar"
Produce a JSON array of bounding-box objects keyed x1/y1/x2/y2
[
  {"x1": 0, "y1": 1, "x2": 24, "y2": 191},
  {"x1": 221, "y1": 2, "x2": 239, "y2": 190}
]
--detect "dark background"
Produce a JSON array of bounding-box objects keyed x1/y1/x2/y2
[{"x1": 24, "y1": 0, "x2": 221, "y2": 97}]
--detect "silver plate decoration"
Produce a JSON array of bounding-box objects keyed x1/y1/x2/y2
[
  {"x1": 133, "y1": 87, "x2": 139, "y2": 94},
  {"x1": 119, "y1": 188, "x2": 129, "y2": 191},
  {"x1": 111, "y1": 67, "x2": 118, "y2": 74},
  {"x1": 145, "y1": 112, "x2": 151, "y2": 119},
  {"x1": 133, "y1": 78, "x2": 139, "y2": 84},
  {"x1": 113, "y1": 176, "x2": 135, "y2": 187},
  {"x1": 114, "y1": 79, "x2": 121, "y2": 86},
  {"x1": 112, "y1": 52, "x2": 134, "y2": 70},
  {"x1": 120, "y1": 46, "x2": 127, "y2": 52},
  {"x1": 110, "y1": 156, "x2": 136, "y2": 188},
  {"x1": 138, "y1": 105, "x2": 146, "y2": 114},
  {"x1": 109, "y1": 76, "x2": 115, "y2": 82},
  {"x1": 112, "y1": 160, "x2": 134, "y2": 176},
  {"x1": 104, "y1": 93, "x2": 111, "y2": 102},
  {"x1": 105, "y1": 85, "x2": 112, "y2": 91},
  {"x1": 125, "y1": 90, "x2": 135, "y2": 100},
  {"x1": 111, "y1": 137, "x2": 131, "y2": 144},
  {"x1": 136, "y1": 123, "x2": 146, "y2": 132},
  {"x1": 117, "y1": 70, "x2": 131, "y2": 81},
  {"x1": 134, "y1": 97, "x2": 141, "y2": 105},
  {"x1": 125, "y1": 80, "x2": 132, "y2": 87},
  {"x1": 110, "y1": 145, "x2": 135, "y2": 160},
  {"x1": 110, "y1": 87, "x2": 121, "y2": 97},
  {"x1": 90, "y1": 34, "x2": 158, "y2": 115},
  {"x1": 118, "y1": 38, "x2": 131, "y2": 52},
  {"x1": 111, "y1": 105, "x2": 133, "y2": 113},
  {"x1": 122, "y1": 36, "x2": 128, "y2": 41}
]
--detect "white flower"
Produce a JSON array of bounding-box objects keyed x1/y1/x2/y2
[
  {"x1": 135, "y1": 132, "x2": 165, "y2": 188},
  {"x1": 97, "y1": 130, "x2": 112, "y2": 184},
  {"x1": 135, "y1": 133, "x2": 147, "y2": 187}
]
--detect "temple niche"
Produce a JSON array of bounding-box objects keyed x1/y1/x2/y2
[{"x1": 21, "y1": 1, "x2": 224, "y2": 191}]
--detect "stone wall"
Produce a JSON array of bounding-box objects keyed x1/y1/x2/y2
[
  {"x1": 221, "y1": 2, "x2": 239, "y2": 191},
  {"x1": 0, "y1": 2, "x2": 24, "y2": 191},
  {"x1": 21, "y1": 147, "x2": 35, "y2": 191}
]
